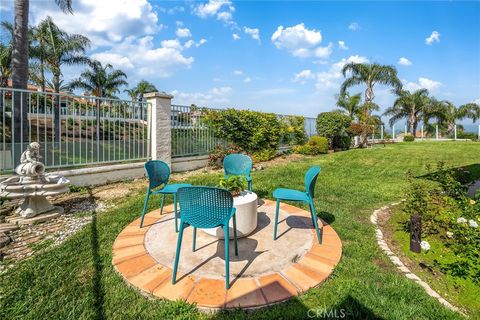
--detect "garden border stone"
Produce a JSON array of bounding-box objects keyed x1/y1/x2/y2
[{"x1": 370, "y1": 202, "x2": 464, "y2": 315}]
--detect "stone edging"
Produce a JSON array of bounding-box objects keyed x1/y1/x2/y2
[{"x1": 370, "y1": 202, "x2": 463, "y2": 315}]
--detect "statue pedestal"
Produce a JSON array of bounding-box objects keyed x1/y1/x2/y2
[
  {"x1": 14, "y1": 196, "x2": 61, "y2": 218},
  {"x1": 6, "y1": 207, "x2": 63, "y2": 225}
]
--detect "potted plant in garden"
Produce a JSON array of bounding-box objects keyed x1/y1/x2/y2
[{"x1": 218, "y1": 175, "x2": 247, "y2": 197}]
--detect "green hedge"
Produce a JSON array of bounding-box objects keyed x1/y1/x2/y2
[
  {"x1": 204, "y1": 108, "x2": 281, "y2": 153},
  {"x1": 316, "y1": 111, "x2": 351, "y2": 149}
]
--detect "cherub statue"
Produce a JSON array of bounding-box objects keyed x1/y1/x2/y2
[
  {"x1": 15, "y1": 142, "x2": 45, "y2": 177},
  {"x1": 20, "y1": 142, "x2": 42, "y2": 164}
]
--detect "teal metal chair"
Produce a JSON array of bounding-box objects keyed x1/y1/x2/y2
[
  {"x1": 223, "y1": 153, "x2": 253, "y2": 191},
  {"x1": 140, "y1": 160, "x2": 191, "y2": 231},
  {"x1": 272, "y1": 166, "x2": 323, "y2": 244},
  {"x1": 172, "y1": 186, "x2": 239, "y2": 289}
]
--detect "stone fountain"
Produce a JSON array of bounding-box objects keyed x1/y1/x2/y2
[{"x1": 0, "y1": 142, "x2": 69, "y2": 224}]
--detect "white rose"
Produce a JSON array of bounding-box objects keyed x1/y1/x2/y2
[
  {"x1": 457, "y1": 217, "x2": 467, "y2": 224},
  {"x1": 468, "y1": 220, "x2": 478, "y2": 228},
  {"x1": 420, "y1": 241, "x2": 430, "y2": 251},
  {"x1": 446, "y1": 231, "x2": 454, "y2": 238}
]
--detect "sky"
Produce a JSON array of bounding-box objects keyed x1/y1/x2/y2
[{"x1": 1, "y1": 0, "x2": 480, "y2": 124}]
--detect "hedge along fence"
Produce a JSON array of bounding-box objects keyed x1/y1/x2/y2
[{"x1": 202, "y1": 108, "x2": 307, "y2": 160}]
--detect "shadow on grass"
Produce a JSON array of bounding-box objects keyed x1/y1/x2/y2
[
  {"x1": 88, "y1": 188, "x2": 106, "y2": 320},
  {"x1": 211, "y1": 294, "x2": 383, "y2": 319}
]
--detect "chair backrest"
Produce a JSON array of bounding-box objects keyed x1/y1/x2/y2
[
  {"x1": 144, "y1": 160, "x2": 170, "y2": 190},
  {"x1": 177, "y1": 186, "x2": 234, "y2": 229},
  {"x1": 223, "y1": 153, "x2": 252, "y2": 177},
  {"x1": 304, "y1": 166, "x2": 321, "y2": 198}
]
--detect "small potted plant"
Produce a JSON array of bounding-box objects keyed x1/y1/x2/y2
[{"x1": 218, "y1": 175, "x2": 247, "y2": 197}]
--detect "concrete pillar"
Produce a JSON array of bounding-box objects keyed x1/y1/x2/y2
[{"x1": 144, "y1": 92, "x2": 173, "y2": 166}]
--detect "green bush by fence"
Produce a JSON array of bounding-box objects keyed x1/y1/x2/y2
[
  {"x1": 204, "y1": 108, "x2": 282, "y2": 153},
  {"x1": 316, "y1": 111, "x2": 351, "y2": 149}
]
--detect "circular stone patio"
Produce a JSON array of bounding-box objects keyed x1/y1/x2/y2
[{"x1": 112, "y1": 199, "x2": 342, "y2": 310}]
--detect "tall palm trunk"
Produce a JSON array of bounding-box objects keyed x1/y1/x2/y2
[{"x1": 11, "y1": 0, "x2": 29, "y2": 144}]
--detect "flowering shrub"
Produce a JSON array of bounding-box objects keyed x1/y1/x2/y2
[
  {"x1": 208, "y1": 144, "x2": 243, "y2": 168},
  {"x1": 404, "y1": 162, "x2": 480, "y2": 283}
]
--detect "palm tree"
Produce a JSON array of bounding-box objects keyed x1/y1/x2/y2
[
  {"x1": 432, "y1": 101, "x2": 480, "y2": 135},
  {"x1": 134, "y1": 80, "x2": 157, "y2": 101},
  {"x1": 383, "y1": 89, "x2": 432, "y2": 136},
  {"x1": 11, "y1": 0, "x2": 72, "y2": 142},
  {"x1": 69, "y1": 59, "x2": 127, "y2": 142},
  {"x1": 125, "y1": 80, "x2": 157, "y2": 119},
  {"x1": 340, "y1": 63, "x2": 402, "y2": 114},
  {"x1": 37, "y1": 17, "x2": 89, "y2": 142},
  {"x1": 69, "y1": 60, "x2": 128, "y2": 98},
  {"x1": 336, "y1": 92, "x2": 362, "y2": 120}
]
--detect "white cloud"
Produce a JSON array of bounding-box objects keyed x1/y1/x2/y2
[
  {"x1": 403, "y1": 77, "x2": 442, "y2": 92},
  {"x1": 293, "y1": 69, "x2": 315, "y2": 84},
  {"x1": 271, "y1": 23, "x2": 332, "y2": 59},
  {"x1": 30, "y1": 0, "x2": 161, "y2": 47},
  {"x1": 159, "y1": 6, "x2": 185, "y2": 15},
  {"x1": 171, "y1": 86, "x2": 233, "y2": 106},
  {"x1": 244, "y1": 26, "x2": 260, "y2": 42},
  {"x1": 232, "y1": 33, "x2": 241, "y2": 40},
  {"x1": 338, "y1": 40, "x2": 348, "y2": 50},
  {"x1": 426, "y1": 31, "x2": 440, "y2": 45},
  {"x1": 92, "y1": 36, "x2": 194, "y2": 78},
  {"x1": 183, "y1": 38, "x2": 207, "y2": 49},
  {"x1": 243, "y1": 77, "x2": 252, "y2": 83},
  {"x1": 194, "y1": 0, "x2": 235, "y2": 26},
  {"x1": 398, "y1": 57, "x2": 412, "y2": 66},
  {"x1": 474, "y1": 98, "x2": 480, "y2": 104},
  {"x1": 316, "y1": 55, "x2": 369, "y2": 89},
  {"x1": 233, "y1": 70, "x2": 243, "y2": 76},
  {"x1": 348, "y1": 22, "x2": 360, "y2": 31},
  {"x1": 176, "y1": 27, "x2": 192, "y2": 38}
]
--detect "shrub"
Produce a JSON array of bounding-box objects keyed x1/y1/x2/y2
[
  {"x1": 456, "y1": 131, "x2": 477, "y2": 140},
  {"x1": 204, "y1": 109, "x2": 281, "y2": 153},
  {"x1": 403, "y1": 134, "x2": 415, "y2": 142},
  {"x1": 293, "y1": 136, "x2": 328, "y2": 155},
  {"x1": 316, "y1": 112, "x2": 351, "y2": 149},
  {"x1": 279, "y1": 116, "x2": 307, "y2": 146},
  {"x1": 208, "y1": 144, "x2": 243, "y2": 168},
  {"x1": 403, "y1": 162, "x2": 480, "y2": 283},
  {"x1": 252, "y1": 148, "x2": 277, "y2": 162}
]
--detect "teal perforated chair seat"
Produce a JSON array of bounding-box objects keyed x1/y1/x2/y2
[
  {"x1": 152, "y1": 183, "x2": 191, "y2": 194},
  {"x1": 172, "y1": 187, "x2": 238, "y2": 289},
  {"x1": 140, "y1": 160, "x2": 192, "y2": 231},
  {"x1": 273, "y1": 166, "x2": 323, "y2": 244},
  {"x1": 272, "y1": 188, "x2": 310, "y2": 202}
]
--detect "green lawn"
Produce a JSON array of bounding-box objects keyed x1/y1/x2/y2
[{"x1": 1, "y1": 141, "x2": 479, "y2": 320}]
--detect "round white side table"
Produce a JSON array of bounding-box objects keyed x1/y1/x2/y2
[{"x1": 203, "y1": 191, "x2": 258, "y2": 239}]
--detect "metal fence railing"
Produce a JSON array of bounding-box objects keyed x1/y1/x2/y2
[
  {"x1": 171, "y1": 104, "x2": 224, "y2": 157},
  {"x1": 368, "y1": 124, "x2": 480, "y2": 142},
  {"x1": 0, "y1": 87, "x2": 150, "y2": 174}
]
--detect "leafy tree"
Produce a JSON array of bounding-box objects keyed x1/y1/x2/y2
[
  {"x1": 10, "y1": 0, "x2": 73, "y2": 142},
  {"x1": 340, "y1": 63, "x2": 402, "y2": 117},
  {"x1": 383, "y1": 89, "x2": 433, "y2": 136},
  {"x1": 336, "y1": 91, "x2": 362, "y2": 120}
]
